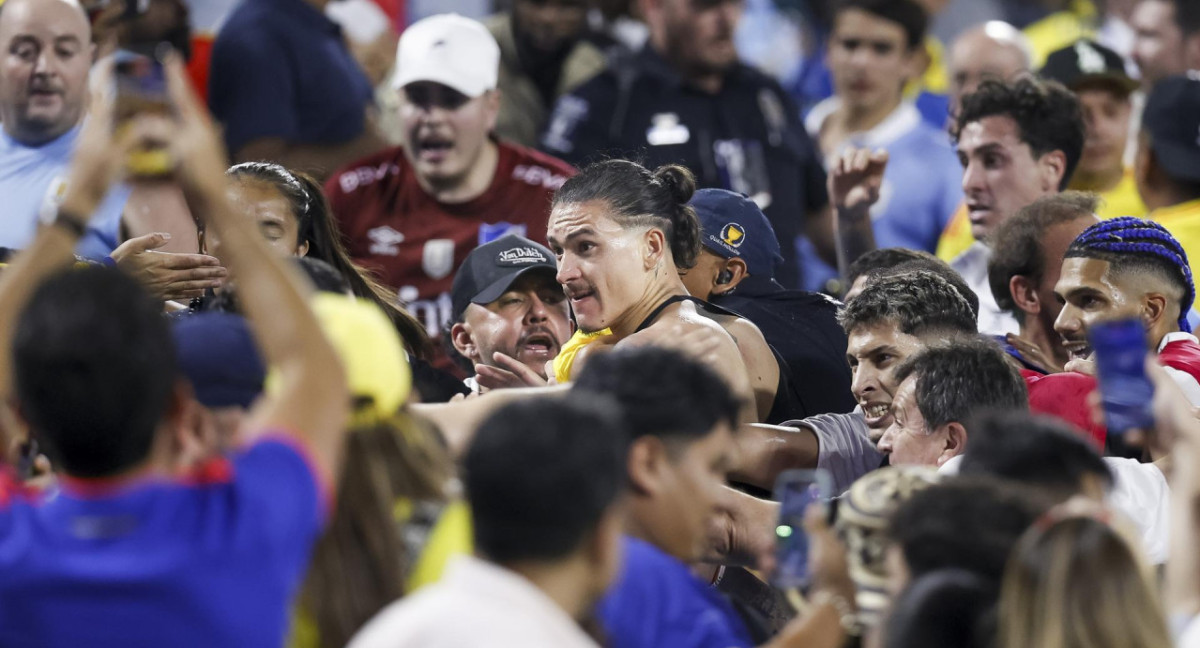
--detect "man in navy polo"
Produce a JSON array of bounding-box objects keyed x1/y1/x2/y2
[{"x1": 208, "y1": 0, "x2": 388, "y2": 177}]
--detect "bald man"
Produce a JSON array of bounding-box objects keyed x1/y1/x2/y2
[
  {"x1": 0, "y1": 0, "x2": 128, "y2": 258},
  {"x1": 0, "y1": 0, "x2": 221, "y2": 301},
  {"x1": 947, "y1": 21, "x2": 1033, "y2": 114}
]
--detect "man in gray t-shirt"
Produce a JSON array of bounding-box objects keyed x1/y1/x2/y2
[{"x1": 740, "y1": 269, "x2": 979, "y2": 494}]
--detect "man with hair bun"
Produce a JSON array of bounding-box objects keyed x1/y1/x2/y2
[
  {"x1": 541, "y1": 0, "x2": 833, "y2": 288},
  {"x1": 548, "y1": 159, "x2": 793, "y2": 424}
]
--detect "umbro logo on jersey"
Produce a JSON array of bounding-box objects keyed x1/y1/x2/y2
[{"x1": 368, "y1": 226, "x2": 405, "y2": 256}]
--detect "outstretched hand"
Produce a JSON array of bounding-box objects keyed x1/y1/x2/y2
[
  {"x1": 111, "y1": 232, "x2": 226, "y2": 300},
  {"x1": 1006, "y1": 333, "x2": 1065, "y2": 374},
  {"x1": 829, "y1": 147, "x2": 888, "y2": 214},
  {"x1": 474, "y1": 352, "x2": 551, "y2": 391}
]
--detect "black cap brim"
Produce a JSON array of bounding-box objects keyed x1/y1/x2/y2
[
  {"x1": 1071, "y1": 74, "x2": 1138, "y2": 96},
  {"x1": 469, "y1": 264, "x2": 559, "y2": 308}
]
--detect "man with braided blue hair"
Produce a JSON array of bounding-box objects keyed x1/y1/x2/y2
[{"x1": 1055, "y1": 215, "x2": 1200, "y2": 403}]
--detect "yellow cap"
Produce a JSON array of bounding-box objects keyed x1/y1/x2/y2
[{"x1": 268, "y1": 294, "x2": 411, "y2": 420}]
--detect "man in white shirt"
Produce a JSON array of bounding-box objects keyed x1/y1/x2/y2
[
  {"x1": 958, "y1": 410, "x2": 1171, "y2": 565},
  {"x1": 349, "y1": 396, "x2": 626, "y2": 648},
  {"x1": 951, "y1": 76, "x2": 1085, "y2": 336}
]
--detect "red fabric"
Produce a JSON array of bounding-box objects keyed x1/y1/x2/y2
[
  {"x1": 0, "y1": 467, "x2": 36, "y2": 506},
  {"x1": 180, "y1": 456, "x2": 234, "y2": 486},
  {"x1": 325, "y1": 142, "x2": 574, "y2": 369},
  {"x1": 371, "y1": 0, "x2": 404, "y2": 29},
  {"x1": 187, "y1": 36, "x2": 214, "y2": 104},
  {"x1": 1159, "y1": 337, "x2": 1200, "y2": 386},
  {"x1": 1023, "y1": 370, "x2": 1107, "y2": 450}
]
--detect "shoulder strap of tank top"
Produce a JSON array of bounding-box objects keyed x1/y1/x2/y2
[{"x1": 635, "y1": 295, "x2": 717, "y2": 333}]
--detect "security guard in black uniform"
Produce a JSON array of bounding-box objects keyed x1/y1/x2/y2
[
  {"x1": 540, "y1": 0, "x2": 832, "y2": 289},
  {"x1": 682, "y1": 188, "x2": 856, "y2": 418}
]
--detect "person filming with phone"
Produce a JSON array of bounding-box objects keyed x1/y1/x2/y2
[
  {"x1": 0, "y1": 0, "x2": 227, "y2": 302},
  {"x1": 0, "y1": 0, "x2": 125, "y2": 258}
]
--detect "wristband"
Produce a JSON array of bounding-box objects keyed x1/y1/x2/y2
[{"x1": 45, "y1": 207, "x2": 89, "y2": 239}]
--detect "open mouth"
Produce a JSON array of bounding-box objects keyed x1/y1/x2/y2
[
  {"x1": 28, "y1": 88, "x2": 60, "y2": 103},
  {"x1": 863, "y1": 402, "x2": 890, "y2": 420},
  {"x1": 519, "y1": 332, "x2": 557, "y2": 356},
  {"x1": 566, "y1": 286, "x2": 595, "y2": 304},
  {"x1": 1064, "y1": 341, "x2": 1093, "y2": 361},
  {"x1": 416, "y1": 137, "x2": 453, "y2": 161},
  {"x1": 966, "y1": 204, "x2": 992, "y2": 224}
]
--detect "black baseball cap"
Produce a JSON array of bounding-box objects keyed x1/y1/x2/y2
[
  {"x1": 1040, "y1": 39, "x2": 1137, "y2": 95},
  {"x1": 1143, "y1": 73, "x2": 1200, "y2": 183},
  {"x1": 451, "y1": 234, "x2": 558, "y2": 321}
]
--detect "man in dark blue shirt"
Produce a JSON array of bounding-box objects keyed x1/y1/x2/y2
[
  {"x1": 573, "y1": 348, "x2": 850, "y2": 648},
  {"x1": 208, "y1": 0, "x2": 387, "y2": 177},
  {"x1": 540, "y1": 0, "x2": 834, "y2": 288},
  {"x1": 573, "y1": 348, "x2": 755, "y2": 648},
  {"x1": 681, "y1": 188, "x2": 855, "y2": 419}
]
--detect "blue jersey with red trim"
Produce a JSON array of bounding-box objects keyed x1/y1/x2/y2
[{"x1": 0, "y1": 437, "x2": 328, "y2": 648}]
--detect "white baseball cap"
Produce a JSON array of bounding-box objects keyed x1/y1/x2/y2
[{"x1": 393, "y1": 13, "x2": 500, "y2": 98}]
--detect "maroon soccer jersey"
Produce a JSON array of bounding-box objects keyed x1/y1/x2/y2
[{"x1": 326, "y1": 141, "x2": 574, "y2": 337}]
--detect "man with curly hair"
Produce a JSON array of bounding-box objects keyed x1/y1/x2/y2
[{"x1": 949, "y1": 76, "x2": 1086, "y2": 336}]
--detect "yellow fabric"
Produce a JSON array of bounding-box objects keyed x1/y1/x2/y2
[
  {"x1": 935, "y1": 203, "x2": 973, "y2": 262},
  {"x1": 286, "y1": 500, "x2": 473, "y2": 648},
  {"x1": 552, "y1": 328, "x2": 612, "y2": 384},
  {"x1": 266, "y1": 295, "x2": 412, "y2": 422},
  {"x1": 1151, "y1": 199, "x2": 1200, "y2": 280},
  {"x1": 916, "y1": 36, "x2": 948, "y2": 95},
  {"x1": 405, "y1": 500, "x2": 473, "y2": 593},
  {"x1": 936, "y1": 170, "x2": 1145, "y2": 262},
  {"x1": 1087, "y1": 169, "x2": 1148, "y2": 220},
  {"x1": 1023, "y1": 0, "x2": 1097, "y2": 68}
]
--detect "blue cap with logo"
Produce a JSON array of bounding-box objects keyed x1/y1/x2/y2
[{"x1": 689, "y1": 188, "x2": 784, "y2": 278}]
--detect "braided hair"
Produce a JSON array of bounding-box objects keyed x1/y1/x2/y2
[{"x1": 1064, "y1": 216, "x2": 1194, "y2": 332}]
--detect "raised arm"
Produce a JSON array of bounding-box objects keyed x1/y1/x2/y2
[
  {"x1": 0, "y1": 68, "x2": 142, "y2": 406},
  {"x1": 829, "y1": 148, "x2": 886, "y2": 281},
  {"x1": 164, "y1": 57, "x2": 349, "y2": 482}
]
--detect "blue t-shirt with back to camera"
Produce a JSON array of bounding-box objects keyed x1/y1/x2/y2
[{"x1": 0, "y1": 436, "x2": 328, "y2": 647}]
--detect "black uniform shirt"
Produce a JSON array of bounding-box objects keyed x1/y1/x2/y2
[{"x1": 542, "y1": 45, "x2": 828, "y2": 288}]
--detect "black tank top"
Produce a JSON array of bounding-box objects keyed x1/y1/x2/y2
[{"x1": 634, "y1": 295, "x2": 809, "y2": 424}]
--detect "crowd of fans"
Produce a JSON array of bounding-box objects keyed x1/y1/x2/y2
[{"x1": 3, "y1": 0, "x2": 1200, "y2": 646}]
